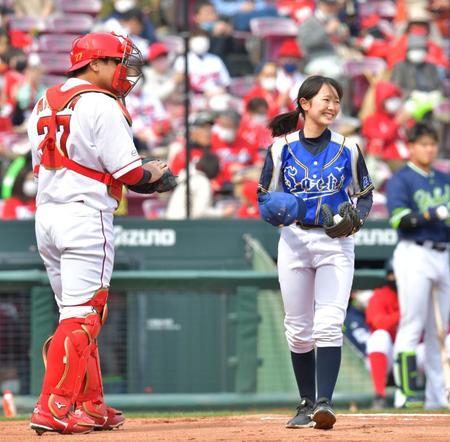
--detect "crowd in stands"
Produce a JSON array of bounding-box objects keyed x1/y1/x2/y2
[{"x1": 0, "y1": 0, "x2": 449, "y2": 220}]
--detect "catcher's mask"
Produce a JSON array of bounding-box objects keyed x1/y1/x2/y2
[{"x1": 68, "y1": 32, "x2": 144, "y2": 98}]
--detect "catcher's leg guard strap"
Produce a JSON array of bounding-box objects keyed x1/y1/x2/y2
[
  {"x1": 394, "y1": 351, "x2": 419, "y2": 397},
  {"x1": 77, "y1": 341, "x2": 104, "y2": 404}
]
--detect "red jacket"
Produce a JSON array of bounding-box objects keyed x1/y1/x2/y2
[
  {"x1": 361, "y1": 81, "x2": 409, "y2": 161},
  {"x1": 386, "y1": 35, "x2": 449, "y2": 69},
  {"x1": 365, "y1": 285, "x2": 399, "y2": 341},
  {"x1": 236, "y1": 114, "x2": 273, "y2": 164},
  {"x1": 244, "y1": 85, "x2": 295, "y2": 120}
]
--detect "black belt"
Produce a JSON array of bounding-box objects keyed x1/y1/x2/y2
[
  {"x1": 296, "y1": 222, "x2": 323, "y2": 230},
  {"x1": 414, "y1": 241, "x2": 448, "y2": 252}
]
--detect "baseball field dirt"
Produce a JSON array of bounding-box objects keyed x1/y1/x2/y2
[{"x1": 2, "y1": 413, "x2": 450, "y2": 441}]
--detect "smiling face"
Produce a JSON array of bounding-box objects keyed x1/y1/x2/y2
[{"x1": 300, "y1": 82, "x2": 340, "y2": 130}]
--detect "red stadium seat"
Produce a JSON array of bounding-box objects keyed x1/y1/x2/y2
[
  {"x1": 358, "y1": 1, "x2": 396, "y2": 19},
  {"x1": 142, "y1": 198, "x2": 168, "y2": 219},
  {"x1": 37, "y1": 34, "x2": 78, "y2": 53},
  {"x1": 343, "y1": 57, "x2": 387, "y2": 77},
  {"x1": 45, "y1": 14, "x2": 94, "y2": 34},
  {"x1": 55, "y1": 0, "x2": 102, "y2": 16},
  {"x1": 249, "y1": 17, "x2": 298, "y2": 37},
  {"x1": 7, "y1": 16, "x2": 45, "y2": 33},
  {"x1": 159, "y1": 35, "x2": 184, "y2": 55},
  {"x1": 249, "y1": 17, "x2": 298, "y2": 62},
  {"x1": 42, "y1": 74, "x2": 67, "y2": 87},
  {"x1": 229, "y1": 76, "x2": 255, "y2": 98},
  {"x1": 37, "y1": 52, "x2": 71, "y2": 74},
  {"x1": 343, "y1": 57, "x2": 386, "y2": 113}
]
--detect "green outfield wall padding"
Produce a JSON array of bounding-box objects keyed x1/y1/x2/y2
[
  {"x1": 30, "y1": 286, "x2": 56, "y2": 396},
  {"x1": 244, "y1": 234, "x2": 297, "y2": 394}
]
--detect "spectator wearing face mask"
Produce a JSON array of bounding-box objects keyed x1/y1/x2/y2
[
  {"x1": 275, "y1": 39, "x2": 305, "y2": 103},
  {"x1": 236, "y1": 97, "x2": 272, "y2": 164},
  {"x1": 386, "y1": 21, "x2": 449, "y2": 71},
  {"x1": 211, "y1": 110, "x2": 250, "y2": 186},
  {"x1": 193, "y1": 1, "x2": 253, "y2": 77},
  {"x1": 390, "y1": 33, "x2": 445, "y2": 99},
  {"x1": 244, "y1": 62, "x2": 294, "y2": 120},
  {"x1": 143, "y1": 42, "x2": 177, "y2": 103},
  {"x1": 174, "y1": 28, "x2": 231, "y2": 96},
  {"x1": 361, "y1": 81, "x2": 410, "y2": 168}
]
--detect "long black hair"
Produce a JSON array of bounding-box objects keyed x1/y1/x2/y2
[{"x1": 268, "y1": 75, "x2": 343, "y2": 137}]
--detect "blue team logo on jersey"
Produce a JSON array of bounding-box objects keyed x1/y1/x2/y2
[{"x1": 284, "y1": 165, "x2": 345, "y2": 197}]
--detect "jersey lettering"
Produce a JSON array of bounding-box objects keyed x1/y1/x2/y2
[
  {"x1": 37, "y1": 114, "x2": 71, "y2": 156},
  {"x1": 414, "y1": 185, "x2": 450, "y2": 213}
]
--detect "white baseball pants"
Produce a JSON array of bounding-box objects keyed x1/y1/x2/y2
[
  {"x1": 35, "y1": 202, "x2": 114, "y2": 321},
  {"x1": 277, "y1": 225, "x2": 355, "y2": 354}
]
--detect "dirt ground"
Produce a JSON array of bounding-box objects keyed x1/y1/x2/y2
[{"x1": 2, "y1": 413, "x2": 450, "y2": 442}]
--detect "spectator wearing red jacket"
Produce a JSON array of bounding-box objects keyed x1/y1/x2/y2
[
  {"x1": 243, "y1": 62, "x2": 294, "y2": 120},
  {"x1": 236, "y1": 97, "x2": 273, "y2": 165},
  {"x1": 365, "y1": 261, "x2": 399, "y2": 408},
  {"x1": 211, "y1": 109, "x2": 248, "y2": 186},
  {"x1": 362, "y1": 81, "x2": 410, "y2": 168},
  {"x1": 169, "y1": 111, "x2": 215, "y2": 177},
  {"x1": 386, "y1": 22, "x2": 449, "y2": 70}
]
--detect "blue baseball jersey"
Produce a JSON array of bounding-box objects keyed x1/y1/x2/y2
[
  {"x1": 386, "y1": 162, "x2": 450, "y2": 243},
  {"x1": 258, "y1": 130, "x2": 374, "y2": 225}
]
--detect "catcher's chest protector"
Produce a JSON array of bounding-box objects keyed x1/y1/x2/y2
[{"x1": 36, "y1": 84, "x2": 133, "y2": 202}]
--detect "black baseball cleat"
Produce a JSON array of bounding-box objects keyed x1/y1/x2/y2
[
  {"x1": 286, "y1": 398, "x2": 315, "y2": 428},
  {"x1": 312, "y1": 397, "x2": 336, "y2": 430}
]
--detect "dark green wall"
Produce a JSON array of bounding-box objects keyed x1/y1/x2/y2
[{"x1": 0, "y1": 219, "x2": 396, "y2": 271}]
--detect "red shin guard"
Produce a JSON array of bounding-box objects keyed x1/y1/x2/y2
[
  {"x1": 77, "y1": 342, "x2": 108, "y2": 425},
  {"x1": 40, "y1": 312, "x2": 103, "y2": 418}
]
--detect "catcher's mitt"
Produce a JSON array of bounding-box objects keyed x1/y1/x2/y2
[
  {"x1": 339, "y1": 201, "x2": 363, "y2": 234},
  {"x1": 321, "y1": 202, "x2": 360, "y2": 238},
  {"x1": 127, "y1": 158, "x2": 177, "y2": 194}
]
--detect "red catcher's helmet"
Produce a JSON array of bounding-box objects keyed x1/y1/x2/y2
[{"x1": 68, "y1": 32, "x2": 143, "y2": 97}]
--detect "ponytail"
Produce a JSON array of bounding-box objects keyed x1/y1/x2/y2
[{"x1": 268, "y1": 109, "x2": 300, "y2": 137}]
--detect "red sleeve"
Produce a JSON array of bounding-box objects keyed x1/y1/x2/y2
[{"x1": 118, "y1": 166, "x2": 144, "y2": 185}]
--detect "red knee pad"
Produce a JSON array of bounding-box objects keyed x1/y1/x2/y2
[{"x1": 81, "y1": 288, "x2": 109, "y2": 325}]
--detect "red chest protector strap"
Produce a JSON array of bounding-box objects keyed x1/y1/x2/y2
[{"x1": 37, "y1": 84, "x2": 132, "y2": 202}]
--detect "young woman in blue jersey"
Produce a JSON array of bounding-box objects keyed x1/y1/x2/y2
[
  {"x1": 258, "y1": 75, "x2": 374, "y2": 430},
  {"x1": 386, "y1": 122, "x2": 450, "y2": 409}
]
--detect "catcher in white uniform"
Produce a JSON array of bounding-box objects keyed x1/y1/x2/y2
[{"x1": 28, "y1": 32, "x2": 169, "y2": 435}]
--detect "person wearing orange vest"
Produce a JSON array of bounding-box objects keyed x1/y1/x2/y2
[{"x1": 27, "y1": 32, "x2": 167, "y2": 435}]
